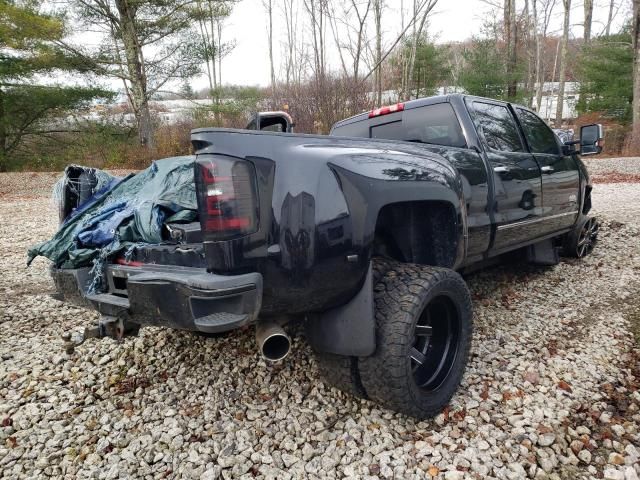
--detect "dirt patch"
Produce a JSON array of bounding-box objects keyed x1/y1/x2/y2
[{"x1": 592, "y1": 172, "x2": 640, "y2": 184}]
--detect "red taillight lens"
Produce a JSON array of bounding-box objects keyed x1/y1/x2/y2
[
  {"x1": 368, "y1": 102, "x2": 404, "y2": 118},
  {"x1": 195, "y1": 156, "x2": 259, "y2": 241}
]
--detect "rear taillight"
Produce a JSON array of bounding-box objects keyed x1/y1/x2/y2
[
  {"x1": 195, "y1": 157, "x2": 259, "y2": 241},
  {"x1": 368, "y1": 102, "x2": 404, "y2": 118}
]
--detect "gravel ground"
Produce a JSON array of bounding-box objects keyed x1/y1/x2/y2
[
  {"x1": 584, "y1": 157, "x2": 640, "y2": 176},
  {"x1": 1, "y1": 159, "x2": 639, "y2": 480}
]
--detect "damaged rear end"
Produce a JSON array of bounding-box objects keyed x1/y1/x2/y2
[{"x1": 47, "y1": 156, "x2": 268, "y2": 353}]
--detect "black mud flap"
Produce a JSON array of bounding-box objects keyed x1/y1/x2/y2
[
  {"x1": 526, "y1": 238, "x2": 560, "y2": 266},
  {"x1": 305, "y1": 263, "x2": 375, "y2": 357}
]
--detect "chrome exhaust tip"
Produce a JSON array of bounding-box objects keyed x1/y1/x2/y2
[{"x1": 255, "y1": 320, "x2": 291, "y2": 362}]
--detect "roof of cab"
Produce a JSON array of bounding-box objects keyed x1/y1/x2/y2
[{"x1": 331, "y1": 93, "x2": 468, "y2": 131}]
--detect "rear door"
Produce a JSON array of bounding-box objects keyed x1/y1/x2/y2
[
  {"x1": 468, "y1": 100, "x2": 543, "y2": 250},
  {"x1": 514, "y1": 107, "x2": 580, "y2": 233}
]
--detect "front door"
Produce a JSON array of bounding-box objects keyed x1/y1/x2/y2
[
  {"x1": 469, "y1": 100, "x2": 543, "y2": 251},
  {"x1": 515, "y1": 107, "x2": 580, "y2": 234}
]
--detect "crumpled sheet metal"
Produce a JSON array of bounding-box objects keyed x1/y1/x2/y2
[{"x1": 28, "y1": 156, "x2": 197, "y2": 274}]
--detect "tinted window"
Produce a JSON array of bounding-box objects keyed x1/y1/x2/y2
[
  {"x1": 371, "y1": 120, "x2": 403, "y2": 139},
  {"x1": 402, "y1": 103, "x2": 466, "y2": 148},
  {"x1": 331, "y1": 119, "x2": 368, "y2": 137},
  {"x1": 333, "y1": 103, "x2": 466, "y2": 148},
  {"x1": 472, "y1": 102, "x2": 523, "y2": 152},
  {"x1": 369, "y1": 103, "x2": 465, "y2": 147},
  {"x1": 516, "y1": 108, "x2": 560, "y2": 155}
]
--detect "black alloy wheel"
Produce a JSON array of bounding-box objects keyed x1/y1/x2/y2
[
  {"x1": 357, "y1": 261, "x2": 473, "y2": 419},
  {"x1": 563, "y1": 215, "x2": 599, "y2": 258},
  {"x1": 410, "y1": 295, "x2": 460, "y2": 391},
  {"x1": 576, "y1": 217, "x2": 599, "y2": 258}
]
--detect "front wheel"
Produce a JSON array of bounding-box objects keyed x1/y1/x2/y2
[
  {"x1": 563, "y1": 216, "x2": 599, "y2": 258},
  {"x1": 358, "y1": 263, "x2": 473, "y2": 419}
]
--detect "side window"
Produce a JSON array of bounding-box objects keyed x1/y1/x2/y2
[
  {"x1": 472, "y1": 102, "x2": 524, "y2": 153},
  {"x1": 516, "y1": 108, "x2": 561, "y2": 155},
  {"x1": 402, "y1": 103, "x2": 466, "y2": 148}
]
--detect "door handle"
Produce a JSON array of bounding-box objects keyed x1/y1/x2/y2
[
  {"x1": 541, "y1": 166, "x2": 555, "y2": 174},
  {"x1": 493, "y1": 166, "x2": 511, "y2": 173}
]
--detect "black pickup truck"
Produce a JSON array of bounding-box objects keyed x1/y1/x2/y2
[{"x1": 51, "y1": 94, "x2": 603, "y2": 418}]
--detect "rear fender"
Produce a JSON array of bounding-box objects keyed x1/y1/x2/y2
[{"x1": 308, "y1": 158, "x2": 465, "y2": 356}]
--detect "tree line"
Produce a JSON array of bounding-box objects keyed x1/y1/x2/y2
[{"x1": 0, "y1": 0, "x2": 638, "y2": 171}]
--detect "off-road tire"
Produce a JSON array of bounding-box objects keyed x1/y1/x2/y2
[
  {"x1": 562, "y1": 215, "x2": 599, "y2": 258},
  {"x1": 358, "y1": 262, "x2": 473, "y2": 419},
  {"x1": 313, "y1": 257, "x2": 395, "y2": 399}
]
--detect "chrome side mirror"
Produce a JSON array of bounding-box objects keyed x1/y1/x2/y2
[{"x1": 580, "y1": 124, "x2": 604, "y2": 156}]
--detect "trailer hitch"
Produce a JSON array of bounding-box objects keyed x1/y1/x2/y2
[{"x1": 62, "y1": 316, "x2": 140, "y2": 354}]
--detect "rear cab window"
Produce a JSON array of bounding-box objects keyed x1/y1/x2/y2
[{"x1": 332, "y1": 102, "x2": 467, "y2": 149}]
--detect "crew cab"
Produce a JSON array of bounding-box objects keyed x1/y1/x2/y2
[{"x1": 47, "y1": 94, "x2": 603, "y2": 419}]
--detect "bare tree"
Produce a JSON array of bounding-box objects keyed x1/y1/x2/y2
[
  {"x1": 304, "y1": 0, "x2": 328, "y2": 79},
  {"x1": 328, "y1": 0, "x2": 372, "y2": 80},
  {"x1": 263, "y1": 0, "x2": 276, "y2": 89},
  {"x1": 583, "y1": 0, "x2": 593, "y2": 42},
  {"x1": 281, "y1": 0, "x2": 300, "y2": 85},
  {"x1": 195, "y1": 0, "x2": 235, "y2": 102},
  {"x1": 531, "y1": 0, "x2": 541, "y2": 108},
  {"x1": 361, "y1": 0, "x2": 442, "y2": 93},
  {"x1": 373, "y1": 0, "x2": 383, "y2": 104},
  {"x1": 504, "y1": 0, "x2": 517, "y2": 98},
  {"x1": 533, "y1": 0, "x2": 557, "y2": 111},
  {"x1": 524, "y1": 0, "x2": 535, "y2": 106},
  {"x1": 632, "y1": 0, "x2": 640, "y2": 151},
  {"x1": 196, "y1": 0, "x2": 236, "y2": 104},
  {"x1": 71, "y1": 0, "x2": 202, "y2": 148},
  {"x1": 405, "y1": 0, "x2": 439, "y2": 100},
  {"x1": 555, "y1": 0, "x2": 571, "y2": 126},
  {"x1": 604, "y1": 0, "x2": 623, "y2": 36}
]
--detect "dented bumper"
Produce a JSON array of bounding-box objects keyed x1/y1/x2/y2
[{"x1": 51, "y1": 264, "x2": 262, "y2": 333}]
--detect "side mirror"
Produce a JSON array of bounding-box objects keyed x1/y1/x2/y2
[{"x1": 580, "y1": 124, "x2": 604, "y2": 156}]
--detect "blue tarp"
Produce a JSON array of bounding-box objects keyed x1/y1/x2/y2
[{"x1": 27, "y1": 156, "x2": 197, "y2": 272}]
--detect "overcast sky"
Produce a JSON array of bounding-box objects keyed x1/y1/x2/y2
[{"x1": 198, "y1": 0, "x2": 630, "y2": 90}]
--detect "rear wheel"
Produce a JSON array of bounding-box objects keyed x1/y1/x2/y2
[
  {"x1": 358, "y1": 263, "x2": 473, "y2": 418},
  {"x1": 563, "y1": 216, "x2": 599, "y2": 258}
]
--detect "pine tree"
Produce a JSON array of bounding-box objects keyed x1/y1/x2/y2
[
  {"x1": 458, "y1": 39, "x2": 510, "y2": 100},
  {"x1": 0, "y1": 1, "x2": 111, "y2": 170},
  {"x1": 576, "y1": 31, "x2": 633, "y2": 123}
]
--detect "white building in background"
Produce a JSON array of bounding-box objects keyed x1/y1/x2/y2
[{"x1": 531, "y1": 82, "x2": 579, "y2": 122}]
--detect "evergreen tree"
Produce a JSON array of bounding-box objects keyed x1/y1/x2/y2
[
  {"x1": 0, "y1": 0, "x2": 111, "y2": 171},
  {"x1": 409, "y1": 41, "x2": 449, "y2": 98},
  {"x1": 576, "y1": 31, "x2": 633, "y2": 123},
  {"x1": 457, "y1": 37, "x2": 528, "y2": 103},
  {"x1": 180, "y1": 81, "x2": 195, "y2": 100},
  {"x1": 458, "y1": 39, "x2": 509, "y2": 100}
]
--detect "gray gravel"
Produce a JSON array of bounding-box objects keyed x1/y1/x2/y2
[
  {"x1": 583, "y1": 157, "x2": 640, "y2": 176},
  {"x1": 1, "y1": 162, "x2": 639, "y2": 480}
]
